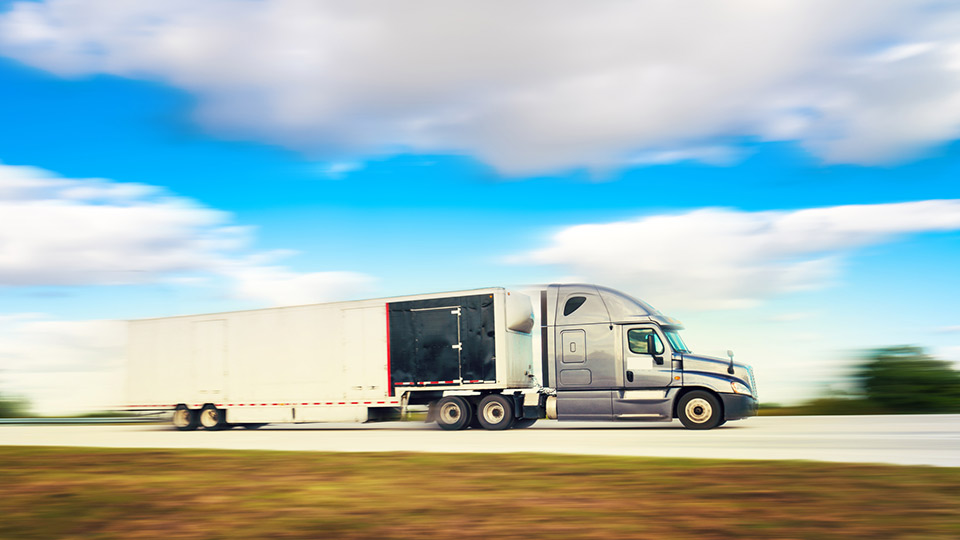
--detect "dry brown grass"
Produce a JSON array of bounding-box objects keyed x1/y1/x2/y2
[{"x1": 1, "y1": 447, "x2": 958, "y2": 539}]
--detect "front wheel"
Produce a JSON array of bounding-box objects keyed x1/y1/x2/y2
[{"x1": 677, "y1": 391, "x2": 723, "y2": 430}]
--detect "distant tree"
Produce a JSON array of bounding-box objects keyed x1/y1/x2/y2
[
  {"x1": 0, "y1": 392, "x2": 31, "y2": 418},
  {"x1": 855, "y1": 346, "x2": 960, "y2": 413}
]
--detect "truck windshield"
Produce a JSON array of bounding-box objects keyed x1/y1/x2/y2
[{"x1": 664, "y1": 330, "x2": 690, "y2": 353}]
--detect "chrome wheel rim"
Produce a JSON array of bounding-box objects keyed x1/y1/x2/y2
[
  {"x1": 439, "y1": 402, "x2": 462, "y2": 424},
  {"x1": 685, "y1": 398, "x2": 712, "y2": 423},
  {"x1": 173, "y1": 409, "x2": 190, "y2": 428},
  {"x1": 200, "y1": 408, "x2": 219, "y2": 428},
  {"x1": 482, "y1": 402, "x2": 505, "y2": 425}
]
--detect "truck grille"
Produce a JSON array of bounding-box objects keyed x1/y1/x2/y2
[{"x1": 748, "y1": 367, "x2": 758, "y2": 398}]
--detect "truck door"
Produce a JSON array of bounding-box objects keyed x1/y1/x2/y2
[{"x1": 622, "y1": 326, "x2": 673, "y2": 388}]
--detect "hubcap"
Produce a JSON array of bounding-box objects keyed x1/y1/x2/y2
[
  {"x1": 173, "y1": 409, "x2": 190, "y2": 428},
  {"x1": 685, "y1": 398, "x2": 712, "y2": 423},
  {"x1": 482, "y1": 402, "x2": 505, "y2": 424},
  {"x1": 200, "y1": 408, "x2": 219, "y2": 428},
  {"x1": 439, "y1": 402, "x2": 461, "y2": 424}
]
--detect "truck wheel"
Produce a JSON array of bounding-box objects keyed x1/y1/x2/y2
[
  {"x1": 477, "y1": 394, "x2": 516, "y2": 431},
  {"x1": 513, "y1": 418, "x2": 537, "y2": 429},
  {"x1": 172, "y1": 405, "x2": 198, "y2": 431},
  {"x1": 677, "y1": 391, "x2": 722, "y2": 430},
  {"x1": 436, "y1": 396, "x2": 471, "y2": 431},
  {"x1": 199, "y1": 405, "x2": 227, "y2": 431}
]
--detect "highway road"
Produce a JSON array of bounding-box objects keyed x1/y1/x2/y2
[{"x1": 2, "y1": 414, "x2": 958, "y2": 467}]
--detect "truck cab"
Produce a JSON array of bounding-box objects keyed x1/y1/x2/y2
[{"x1": 540, "y1": 284, "x2": 758, "y2": 429}]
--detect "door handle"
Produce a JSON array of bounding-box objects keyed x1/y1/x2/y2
[{"x1": 626, "y1": 371, "x2": 634, "y2": 383}]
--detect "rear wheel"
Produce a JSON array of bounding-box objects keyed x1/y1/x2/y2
[
  {"x1": 677, "y1": 391, "x2": 722, "y2": 430},
  {"x1": 199, "y1": 404, "x2": 228, "y2": 431},
  {"x1": 172, "y1": 405, "x2": 198, "y2": 431},
  {"x1": 436, "y1": 396, "x2": 471, "y2": 431},
  {"x1": 477, "y1": 394, "x2": 515, "y2": 431}
]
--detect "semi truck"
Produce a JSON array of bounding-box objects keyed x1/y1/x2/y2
[{"x1": 124, "y1": 284, "x2": 758, "y2": 431}]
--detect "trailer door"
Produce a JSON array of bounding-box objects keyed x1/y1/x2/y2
[
  {"x1": 409, "y1": 306, "x2": 462, "y2": 383},
  {"x1": 193, "y1": 319, "x2": 227, "y2": 401}
]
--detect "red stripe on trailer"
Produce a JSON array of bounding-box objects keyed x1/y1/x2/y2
[
  {"x1": 338, "y1": 402, "x2": 345, "y2": 405},
  {"x1": 385, "y1": 303, "x2": 393, "y2": 396},
  {"x1": 377, "y1": 401, "x2": 384, "y2": 404}
]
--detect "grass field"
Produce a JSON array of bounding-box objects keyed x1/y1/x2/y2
[{"x1": 2, "y1": 447, "x2": 958, "y2": 539}]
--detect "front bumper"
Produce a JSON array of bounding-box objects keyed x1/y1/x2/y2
[{"x1": 721, "y1": 393, "x2": 758, "y2": 420}]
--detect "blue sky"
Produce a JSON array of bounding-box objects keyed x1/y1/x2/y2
[{"x1": 0, "y1": 1, "x2": 958, "y2": 412}]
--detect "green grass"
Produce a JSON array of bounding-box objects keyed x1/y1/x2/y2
[{"x1": 2, "y1": 447, "x2": 958, "y2": 539}]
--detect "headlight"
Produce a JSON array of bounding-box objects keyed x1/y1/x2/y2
[{"x1": 730, "y1": 381, "x2": 752, "y2": 395}]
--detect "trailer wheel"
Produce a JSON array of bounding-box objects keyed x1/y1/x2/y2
[
  {"x1": 436, "y1": 396, "x2": 471, "y2": 431},
  {"x1": 677, "y1": 391, "x2": 722, "y2": 430},
  {"x1": 172, "y1": 405, "x2": 198, "y2": 431},
  {"x1": 477, "y1": 394, "x2": 515, "y2": 431},
  {"x1": 199, "y1": 405, "x2": 228, "y2": 431},
  {"x1": 513, "y1": 418, "x2": 537, "y2": 429}
]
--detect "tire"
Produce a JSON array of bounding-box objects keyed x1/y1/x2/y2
[
  {"x1": 436, "y1": 396, "x2": 472, "y2": 431},
  {"x1": 477, "y1": 394, "x2": 516, "y2": 431},
  {"x1": 513, "y1": 418, "x2": 538, "y2": 429},
  {"x1": 172, "y1": 405, "x2": 198, "y2": 431},
  {"x1": 677, "y1": 391, "x2": 723, "y2": 430},
  {"x1": 199, "y1": 404, "x2": 228, "y2": 431}
]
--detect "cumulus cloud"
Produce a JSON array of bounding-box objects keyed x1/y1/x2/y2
[
  {"x1": 1, "y1": 1, "x2": 960, "y2": 173},
  {"x1": 517, "y1": 200, "x2": 960, "y2": 310},
  {"x1": 0, "y1": 163, "x2": 374, "y2": 304}
]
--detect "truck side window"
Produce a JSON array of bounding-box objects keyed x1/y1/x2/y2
[
  {"x1": 563, "y1": 296, "x2": 587, "y2": 316},
  {"x1": 628, "y1": 328, "x2": 664, "y2": 355}
]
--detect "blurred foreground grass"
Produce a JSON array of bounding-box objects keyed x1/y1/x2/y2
[{"x1": 2, "y1": 447, "x2": 958, "y2": 539}]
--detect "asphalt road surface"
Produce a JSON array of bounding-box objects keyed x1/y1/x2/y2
[{"x1": 2, "y1": 414, "x2": 958, "y2": 467}]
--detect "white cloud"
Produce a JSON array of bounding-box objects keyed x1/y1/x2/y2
[
  {"x1": 517, "y1": 200, "x2": 960, "y2": 310},
  {"x1": 1, "y1": 1, "x2": 960, "y2": 173},
  {"x1": 0, "y1": 162, "x2": 375, "y2": 305},
  {"x1": 936, "y1": 326, "x2": 960, "y2": 334},
  {"x1": 229, "y1": 266, "x2": 374, "y2": 306}
]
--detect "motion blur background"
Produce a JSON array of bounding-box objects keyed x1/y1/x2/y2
[{"x1": 0, "y1": 0, "x2": 958, "y2": 415}]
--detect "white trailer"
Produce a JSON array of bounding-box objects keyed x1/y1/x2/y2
[
  {"x1": 125, "y1": 288, "x2": 539, "y2": 430},
  {"x1": 126, "y1": 284, "x2": 758, "y2": 431}
]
